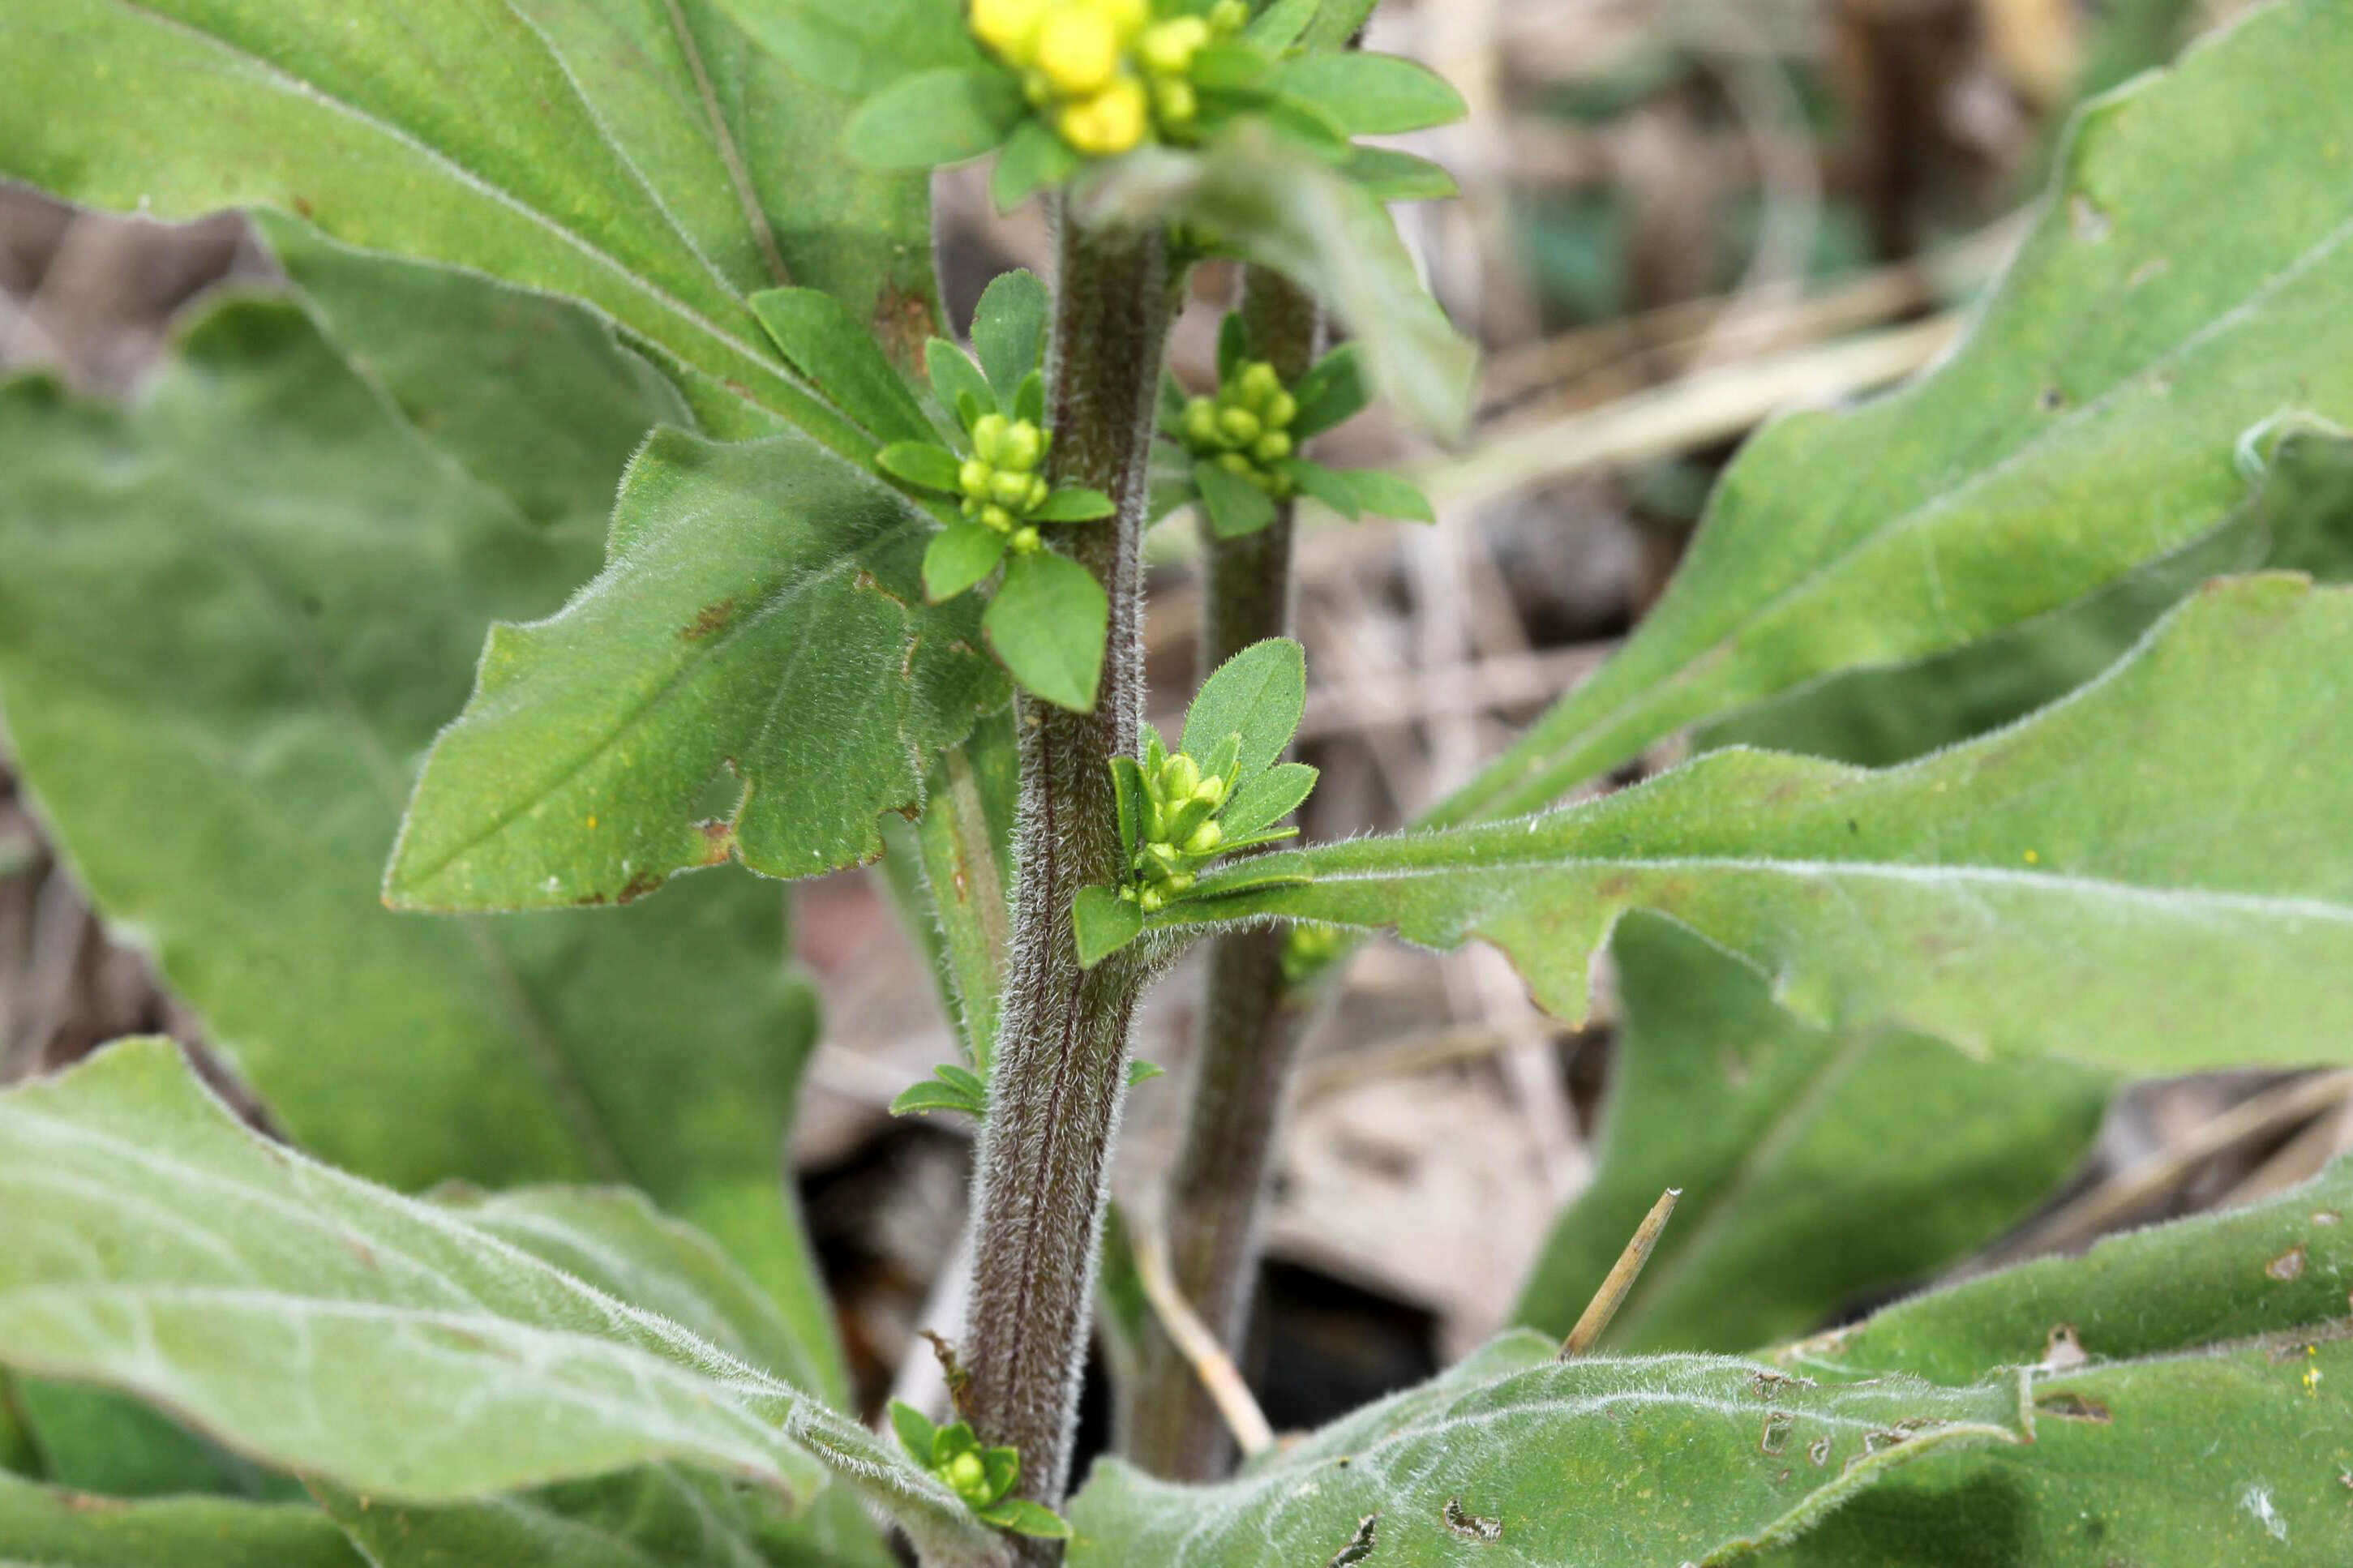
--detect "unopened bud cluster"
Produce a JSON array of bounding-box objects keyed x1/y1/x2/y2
[
  {"x1": 1123, "y1": 744, "x2": 1233, "y2": 912},
  {"x1": 959, "y1": 413, "x2": 1052, "y2": 553},
  {"x1": 1181, "y1": 358, "x2": 1301, "y2": 498},
  {"x1": 970, "y1": 0, "x2": 1249, "y2": 156}
]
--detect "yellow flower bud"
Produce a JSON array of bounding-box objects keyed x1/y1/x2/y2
[
  {"x1": 947, "y1": 1450, "x2": 987, "y2": 1494},
  {"x1": 1137, "y1": 16, "x2": 1209, "y2": 75},
  {"x1": 971, "y1": 411, "x2": 1009, "y2": 461},
  {"x1": 1099, "y1": 0, "x2": 1150, "y2": 38},
  {"x1": 1036, "y1": 6, "x2": 1121, "y2": 96},
  {"x1": 1207, "y1": 0, "x2": 1248, "y2": 36},
  {"x1": 997, "y1": 419, "x2": 1044, "y2": 471},
  {"x1": 1151, "y1": 76, "x2": 1198, "y2": 131},
  {"x1": 971, "y1": 0, "x2": 1048, "y2": 61},
  {"x1": 1218, "y1": 406, "x2": 1262, "y2": 444},
  {"x1": 958, "y1": 458, "x2": 992, "y2": 497},
  {"x1": 1009, "y1": 525, "x2": 1042, "y2": 553},
  {"x1": 1057, "y1": 76, "x2": 1150, "y2": 156},
  {"x1": 982, "y1": 503, "x2": 1018, "y2": 532},
  {"x1": 1265, "y1": 389, "x2": 1297, "y2": 430},
  {"x1": 1239, "y1": 361, "x2": 1282, "y2": 407},
  {"x1": 992, "y1": 469, "x2": 1035, "y2": 508},
  {"x1": 1254, "y1": 431, "x2": 1292, "y2": 463}
]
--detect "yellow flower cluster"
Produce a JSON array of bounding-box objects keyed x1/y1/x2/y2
[{"x1": 970, "y1": 0, "x2": 1249, "y2": 156}]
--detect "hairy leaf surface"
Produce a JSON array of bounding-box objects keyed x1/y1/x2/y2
[
  {"x1": 0, "y1": 1472, "x2": 362, "y2": 1568},
  {"x1": 1067, "y1": 1332, "x2": 2026, "y2": 1565},
  {"x1": 1438, "y1": 0, "x2": 2353, "y2": 822},
  {"x1": 0, "y1": 1042, "x2": 1000, "y2": 1567},
  {"x1": 0, "y1": 0, "x2": 936, "y2": 450},
  {"x1": 1759, "y1": 1155, "x2": 2353, "y2": 1566},
  {"x1": 1151, "y1": 576, "x2": 2353, "y2": 1072},
  {"x1": 0, "y1": 300, "x2": 846, "y2": 1395},
  {"x1": 386, "y1": 426, "x2": 1005, "y2": 906},
  {"x1": 1515, "y1": 918, "x2": 2113, "y2": 1352}
]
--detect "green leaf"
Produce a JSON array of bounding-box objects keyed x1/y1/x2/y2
[
  {"x1": 0, "y1": 0, "x2": 940, "y2": 455},
  {"x1": 1195, "y1": 460, "x2": 1282, "y2": 538},
  {"x1": 1066, "y1": 1330, "x2": 2028, "y2": 1565},
  {"x1": 1339, "y1": 144, "x2": 1459, "y2": 203},
  {"x1": 843, "y1": 66, "x2": 1026, "y2": 172},
  {"x1": 1217, "y1": 761, "x2": 1319, "y2": 841},
  {"x1": 332, "y1": 1185, "x2": 894, "y2": 1566},
  {"x1": 979, "y1": 1498, "x2": 1073, "y2": 1539},
  {"x1": 1075, "y1": 885, "x2": 1148, "y2": 967},
  {"x1": 971, "y1": 270, "x2": 1051, "y2": 405},
  {"x1": 264, "y1": 219, "x2": 692, "y2": 529},
  {"x1": 0, "y1": 1042, "x2": 1000, "y2": 1567},
  {"x1": 928, "y1": 337, "x2": 1002, "y2": 431},
  {"x1": 993, "y1": 118, "x2": 1083, "y2": 211},
  {"x1": 1755, "y1": 1153, "x2": 2353, "y2": 1566},
  {"x1": 1436, "y1": 0, "x2": 2353, "y2": 824},
  {"x1": 889, "y1": 1066, "x2": 992, "y2": 1120},
  {"x1": 1243, "y1": 0, "x2": 1320, "y2": 51},
  {"x1": 883, "y1": 440, "x2": 971, "y2": 493},
  {"x1": 0, "y1": 299, "x2": 852, "y2": 1402},
  {"x1": 1151, "y1": 576, "x2": 2353, "y2": 1073},
  {"x1": 1334, "y1": 465, "x2": 1434, "y2": 524},
  {"x1": 1125, "y1": 1060, "x2": 1167, "y2": 1087},
  {"x1": 1277, "y1": 53, "x2": 1468, "y2": 135},
  {"x1": 1181, "y1": 638, "x2": 1309, "y2": 778},
  {"x1": 1514, "y1": 918, "x2": 2113, "y2": 1351},
  {"x1": 1033, "y1": 486, "x2": 1120, "y2": 522},
  {"x1": 1299, "y1": 0, "x2": 1379, "y2": 52},
  {"x1": 7, "y1": 1378, "x2": 298, "y2": 1502},
  {"x1": 1082, "y1": 129, "x2": 1478, "y2": 438},
  {"x1": 0, "y1": 1471, "x2": 363, "y2": 1568},
  {"x1": 890, "y1": 1400, "x2": 941, "y2": 1464},
  {"x1": 753, "y1": 289, "x2": 938, "y2": 443},
  {"x1": 386, "y1": 426, "x2": 1005, "y2": 908},
  {"x1": 897, "y1": 722, "x2": 1021, "y2": 1075},
  {"x1": 985, "y1": 551, "x2": 1110, "y2": 713},
  {"x1": 1279, "y1": 459, "x2": 1363, "y2": 519},
  {"x1": 707, "y1": 0, "x2": 982, "y2": 97},
  {"x1": 1286, "y1": 341, "x2": 1372, "y2": 438},
  {"x1": 1218, "y1": 313, "x2": 1253, "y2": 382},
  {"x1": 926, "y1": 522, "x2": 1013, "y2": 601}
]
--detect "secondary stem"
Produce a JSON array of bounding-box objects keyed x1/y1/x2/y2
[
  {"x1": 958, "y1": 208, "x2": 1173, "y2": 1542},
  {"x1": 1119, "y1": 268, "x2": 1322, "y2": 1480}
]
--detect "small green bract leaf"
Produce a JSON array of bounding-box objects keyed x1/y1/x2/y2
[
  {"x1": 981, "y1": 1498, "x2": 1074, "y2": 1539},
  {"x1": 1075, "y1": 885, "x2": 1147, "y2": 966},
  {"x1": 752, "y1": 289, "x2": 936, "y2": 443},
  {"x1": 1195, "y1": 460, "x2": 1281, "y2": 538},
  {"x1": 1219, "y1": 761, "x2": 1318, "y2": 841},
  {"x1": 1336, "y1": 466, "x2": 1434, "y2": 524},
  {"x1": 985, "y1": 550, "x2": 1109, "y2": 712},
  {"x1": 1125, "y1": 1059, "x2": 1166, "y2": 1087},
  {"x1": 1288, "y1": 343, "x2": 1372, "y2": 438},
  {"x1": 924, "y1": 523, "x2": 1010, "y2": 602},
  {"x1": 972, "y1": 270, "x2": 1051, "y2": 404},
  {"x1": 1278, "y1": 53, "x2": 1468, "y2": 135},
  {"x1": 926, "y1": 338, "x2": 999, "y2": 430},
  {"x1": 1182, "y1": 638, "x2": 1308, "y2": 779},
  {"x1": 843, "y1": 66, "x2": 1025, "y2": 171},
  {"x1": 880, "y1": 440, "x2": 966, "y2": 492},
  {"x1": 1033, "y1": 486, "x2": 1119, "y2": 521}
]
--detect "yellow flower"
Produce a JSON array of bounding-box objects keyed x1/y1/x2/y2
[
  {"x1": 1058, "y1": 75, "x2": 1149, "y2": 156},
  {"x1": 970, "y1": 0, "x2": 1048, "y2": 62},
  {"x1": 1035, "y1": 6, "x2": 1122, "y2": 96}
]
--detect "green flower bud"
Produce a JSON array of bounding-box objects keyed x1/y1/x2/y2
[
  {"x1": 971, "y1": 412, "x2": 1009, "y2": 463},
  {"x1": 981, "y1": 503, "x2": 1018, "y2": 533},
  {"x1": 1207, "y1": 0, "x2": 1248, "y2": 36},
  {"x1": 1163, "y1": 870, "x2": 1196, "y2": 895},
  {"x1": 1138, "y1": 15, "x2": 1208, "y2": 75},
  {"x1": 1183, "y1": 820, "x2": 1223, "y2": 855},
  {"x1": 1265, "y1": 389, "x2": 1297, "y2": 430},
  {"x1": 1159, "y1": 752, "x2": 1202, "y2": 802},
  {"x1": 1183, "y1": 397, "x2": 1222, "y2": 449},
  {"x1": 947, "y1": 1451, "x2": 987, "y2": 1498},
  {"x1": 1138, "y1": 884, "x2": 1168, "y2": 913},
  {"x1": 1217, "y1": 451, "x2": 1254, "y2": 477},
  {"x1": 1026, "y1": 475, "x2": 1051, "y2": 512},
  {"x1": 992, "y1": 469, "x2": 1035, "y2": 508},
  {"x1": 1238, "y1": 362, "x2": 1282, "y2": 409},
  {"x1": 1009, "y1": 525, "x2": 1041, "y2": 553},
  {"x1": 1191, "y1": 774, "x2": 1228, "y2": 808},
  {"x1": 998, "y1": 419, "x2": 1044, "y2": 471},
  {"x1": 1218, "y1": 406, "x2": 1262, "y2": 445},
  {"x1": 1254, "y1": 431, "x2": 1292, "y2": 464},
  {"x1": 1146, "y1": 841, "x2": 1183, "y2": 871},
  {"x1": 958, "y1": 459, "x2": 992, "y2": 498}
]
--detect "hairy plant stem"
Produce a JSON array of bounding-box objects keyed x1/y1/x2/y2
[
  {"x1": 957, "y1": 208, "x2": 1173, "y2": 1552},
  {"x1": 1118, "y1": 268, "x2": 1323, "y2": 1480}
]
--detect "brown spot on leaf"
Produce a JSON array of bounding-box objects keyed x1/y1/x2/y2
[
  {"x1": 1808, "y1": 1434, "x2": 1832, "y2": 1467},
  {"x1": 1442, "y1": 1498, "x2": 1502, "y2": 1543},
  {"x1": 292, "y1": 195, "x2": 316, "y2": 220},
  {"x1": 2043, "y1": 1324, "x2": 2089, "y2": 1370},
  {"x1": 2035, "y1": 1391, "x2": 2111, "y2": 1423},
  {"x1": 682, "y1": 597, "x2": 738, "y2": 641},
  {"x1": 696, "y1": 819, "x2": 738, "y2": 866},
  {"x1": 1760, "y1": 1411, "x2": 1795, "y2": 1454},
  {"x1": 2269, "y1": 1245, "x2": 2308, "y2": 1282},
  {"x1": 872, "y1": 279, "x2": 939, "y2": 375},
  {"x1": 1325, "y1": 1514, "x2": 1378, "y2": 1568},
  {"x1": 617, "y1": 868, "x2": 666, "y2": 904}
]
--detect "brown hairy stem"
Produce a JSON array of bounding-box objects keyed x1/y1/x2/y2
[
  {"x1": 956, "y1": 208, "x2": 1174, "y2": 1552},
  {"x1": 1117, "y1": 267, "x2": 1323, "y2": 1480}
]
